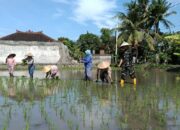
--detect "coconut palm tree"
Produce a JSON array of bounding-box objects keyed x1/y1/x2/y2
[
  {"x1": 148, "y1": 0, "x2": 176, "y2": 34},
  {"x1": 116, "y1": 1, "x2": 154, "y2": 50}
]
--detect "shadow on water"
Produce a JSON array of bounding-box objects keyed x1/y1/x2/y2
[{"x1": 0, "y1": 70, "x2": 179, "y2": 130}]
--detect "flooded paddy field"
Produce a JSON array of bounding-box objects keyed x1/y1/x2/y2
[{"x1": 0, "y1": 70, "x2": 179, "y2": 130}]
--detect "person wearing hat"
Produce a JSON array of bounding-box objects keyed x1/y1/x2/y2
[
  {"x1": 5, "y1": 53, "x2": 16, "y2": 77},
  {"x1": 80, "y1": 49, "x2": 92, "y2": 81},
  {"x1": 118, "y1": 42, "x2": 136, "y2": 85},
  {"x1": 96, "y1": 61, "x2": 112, "y2": 83},
  {"x1": 23, "y1": 53, "x2": 35, "y2": 78},
  {"x1": 43, "y1": 65, "x2": 59, "y2": 79}
]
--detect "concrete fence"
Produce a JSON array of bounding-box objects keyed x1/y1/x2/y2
[{"x1": 0, "y1": 40, "x2": 74, "y2": 65}]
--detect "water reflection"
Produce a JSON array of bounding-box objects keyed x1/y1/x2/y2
[{"x1": 0, "y1": 70, "x2": 179, "y2": 130}]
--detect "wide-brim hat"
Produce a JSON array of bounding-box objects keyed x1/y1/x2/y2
[
  {"x1": 42, "y1": 65, "x2": 51, "y2": 73},
  {"x1": 120, "y1": 42, "x2": 130, "y2": 47},
  {"x1": 7, "y1": 53, "x2": 16, "y2": 58},
  {"x1": 97, "y1": 61, "x2": 110, "y2": 69},
  {"x1": 26, "y1": 52, "x2": 33, "y2": 57}
]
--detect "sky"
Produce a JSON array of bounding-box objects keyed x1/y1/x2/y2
[{"x1": 0, "y1": 0, "x2": 179, "y2": 40}]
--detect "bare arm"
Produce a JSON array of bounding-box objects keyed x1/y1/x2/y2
[
  {"x1": 118, "y1": 59, "x2": 123, "y2": 67},
  {"x1": 46, "y1": 71, "x2": 51, "y2": 78},
  {"x1": 108, "y1": 67, "x2": 112, "y2": 82}
]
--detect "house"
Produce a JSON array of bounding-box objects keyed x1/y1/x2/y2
[{"x1": 0, "y1": 30, "x2": 55, "y2": 42}]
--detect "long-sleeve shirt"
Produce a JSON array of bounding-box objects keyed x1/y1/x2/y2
[
  {"x1": 6, "y1": 58, "x2": 16, "y2": 67},
  {"x1": 27, "y1": 58, "x2": 34, "y2": 68},
  {"x1": 51, "y1": 65, "x2": 58, "y2": 75},
  {"x1": 81, "y1": 55, "x2": 92, "y2": 68}
]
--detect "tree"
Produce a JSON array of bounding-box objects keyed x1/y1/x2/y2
[
  {"x1": 58, "y1": 37, "x2": 83, "y2": 60},
  {"x1": 58, "y1": 37, "x2": 74, "y2": 51},
  {"x1": 116, "y1": 0, "x2": 176, "y2": 47},
  {"x1": 116, "y1": 1, "x2": 155, "y2": 50},
  {"x1": 100, "y1": 28, "x2": 115, "y2": 54},
  {"x1": 148, "y1": 0, "x2": 176, "y2": 34},
  {"x1": 77, "y1": 32, "x2": 101, "y2": 53}
]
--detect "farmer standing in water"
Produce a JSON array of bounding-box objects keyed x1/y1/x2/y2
[
  {"x1": 23, "y1": 53, "x2": 35, "y2": 78},
  {"x1": 118, "y1": 42, "x2": 136, "y2": 86},
  {"x1": 6, "y1": 53, "x2": 16, "y2": 77},
  {"x1": 81, "y1": 49, "x2": 93, "y2": 81}
]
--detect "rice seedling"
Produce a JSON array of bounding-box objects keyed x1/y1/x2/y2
[
  {"x1": 0, "y1": 69, "x2": 180, "y2": 130},
  {"x1": 67, "y1": 119, "x2": 73, "y2": 130}
]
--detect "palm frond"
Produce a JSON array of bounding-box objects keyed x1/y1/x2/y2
[
  {"x1": 161, "y1": 19, "x2": 174, "y2": 29},
  {"x1": 117, "y1": 33, "x2": 129, "y2": 45},
  {"x1": 144, "y1": 33, "x2": 155, "y2": 50},
  {"x1": 164, "y1": 11, "x2": 176, "y2": 17}
]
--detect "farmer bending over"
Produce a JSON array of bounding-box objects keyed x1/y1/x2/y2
[
  {"x1": 43, "y1": 65, "x2": 59, "y2": 79},
  {"x1": 96, "y1": 61, "x2": 112, "y2": 83}
]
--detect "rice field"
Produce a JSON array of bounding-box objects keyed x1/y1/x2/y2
[{"x1": 0, "y1": 70, "x2": 179, "y2": 130}]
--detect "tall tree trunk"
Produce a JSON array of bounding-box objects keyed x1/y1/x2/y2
[{"x1": 154, "y1": 21, "x2": 160, "y2": 64}]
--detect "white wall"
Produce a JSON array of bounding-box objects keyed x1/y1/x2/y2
[{"x1": 0, "y1": 40, "x2": 73, "y2": 64}]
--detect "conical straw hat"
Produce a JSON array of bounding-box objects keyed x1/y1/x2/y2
[
  {"x1": 7, "y1": 53, "x2": 16, "y2": 58},
  {"x1": 42, "y1": 65, "x2": 51, "y2": 73},
  {"x1": 120, "y1": 42, "x2": 130, "y2": 47},
  {"x1": 26, "y1": 52, "x2": 33, "y2": 57},
  {"x1": 97, "y1": 61, "x2": 110, "y2": 69}
]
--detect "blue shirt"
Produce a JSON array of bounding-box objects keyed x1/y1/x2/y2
[{"x1": 82, "y1": 54, "x2": 92, "y2": 68}]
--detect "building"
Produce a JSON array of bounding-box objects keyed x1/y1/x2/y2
[{"x1": 0, "y1": 30, "x2": 55, "y2": 42}]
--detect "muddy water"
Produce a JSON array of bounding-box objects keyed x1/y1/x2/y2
[{"x1": 0, "y1": 70, "x2": 179, "y2": 130}]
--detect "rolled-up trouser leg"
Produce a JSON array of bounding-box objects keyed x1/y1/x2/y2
[
  {"x1": 85, "y1": 67, "x2": 92, "y2": 81},
  {"x1": 8, "y1": 66, "x2": 14, "y2": 76},
  {"x1": 28, "y1": 65, "x2": 35, "y2": 78}
]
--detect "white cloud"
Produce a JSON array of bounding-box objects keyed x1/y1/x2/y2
[
  {"x1": 72, "y1": 0, "x2": 117, "y2": 28},
  {"x1": 52, "y1": 0, "x2": 69, "y2": 4}
]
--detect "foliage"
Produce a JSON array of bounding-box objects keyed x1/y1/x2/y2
[
  {"x1": 165, "y1": 34, "x2": 180, "y2": 44},
  {"x1": 115, "y1": 0, "x2": 155, "y2": 50},
  {"x1": 77, "y1": 32, "x2": 101, "y2": 53},
  {"x1": 164, "y1": 34, "x2": 180, "y2": 64},
  {"x1": 58, "y1": 37, "x2": 83, "y2": 60},
  {"x1": 115, "y1": 0, "x2": 177, "y2": 64},
  {"x1": 148, "y1": 0, "x2": 176, "y2": 33},
  {"x1": 100, "y1": 28, "x2": 115, "y2": 54}
]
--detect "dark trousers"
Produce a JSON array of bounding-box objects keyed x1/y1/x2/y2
[
  {"x1": 28, "y1": 65, "x2": 35, "y2": 78},
  {"x1": 100, "y1": 71, "x2": 109, "y2": 83},
  {"x1": 121, "y1": 66, "x2": 136, "y2": 80}
]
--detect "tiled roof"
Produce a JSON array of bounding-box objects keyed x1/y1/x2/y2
[{"x1": 0, "y1": 30, "x2": 55, "y2": 42}]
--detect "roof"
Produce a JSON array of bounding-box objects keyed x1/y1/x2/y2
[{"x1": 0, "y1": 30, "x2": 55, "y2": 42}]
